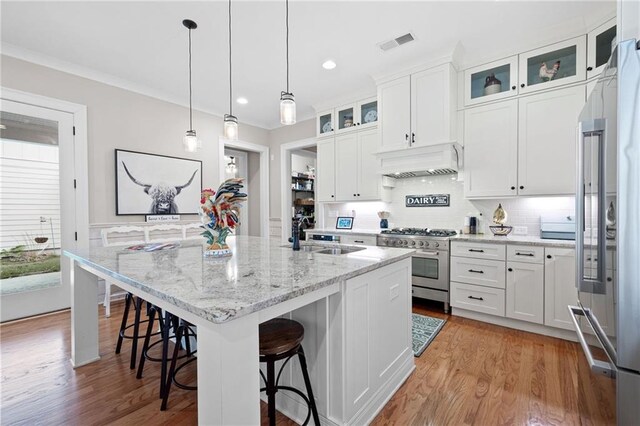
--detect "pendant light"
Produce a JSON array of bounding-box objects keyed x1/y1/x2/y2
[
  {"x1": 182, "y1": 19, "x2": 201, "y2": 152},
  {"x1": 223, "y1": 0, "x2": 239, "y2": 140},
  {"x1": 280, "y1": 0, "x2": 296, "y2": 125}
]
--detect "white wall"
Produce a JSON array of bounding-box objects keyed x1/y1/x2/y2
[
  {"x1": 0, "y1": 140, "x2": 61, "y2": 250},
  {"x1": 320, "y1": 173, "x2": 575, "y2": 236},
  {"x1": 291, "y1": 151, "x2": 316, "y2": 175},
  {"x1": 1, "y1": 55, "x2": 270, "y2": 226},
  {"x1": 247, "y1": 151, "x2": 261, "y2": 236}
]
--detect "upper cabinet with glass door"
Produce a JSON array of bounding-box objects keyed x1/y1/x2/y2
[
  {"x1": 519, "y1": 35, "x2": 586, "y2": 94},
  {"x1": 587, "y1": 18, "x2": 616, "y2": 79},
  {"x1": 464, "y1": 56, "x2": 519, "y2": 106},
  {"x1": 334, "y1": 97, "x2": 378, "y2": 134},
  {"x1": 316, "y1": 109, "x2": 335, "y2": 138}
]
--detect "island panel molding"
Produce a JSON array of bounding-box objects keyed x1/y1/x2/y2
[{"x1": 115, "y1": 149, "x2": 202, "y2": 216}]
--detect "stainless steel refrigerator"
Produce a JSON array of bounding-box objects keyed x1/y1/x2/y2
[{"x1": 570, "y1": 38, "x2": 640, "y2": 424}]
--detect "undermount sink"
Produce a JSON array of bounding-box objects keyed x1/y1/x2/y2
[{"x1": 314, "y1": 247, "x2": 366, "y2": 255}]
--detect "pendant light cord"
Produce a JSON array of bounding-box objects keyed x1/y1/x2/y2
[
  {"x1": 228, "y1": 0, "x2": 233, "y2": 116},
  {"x1": 188, "y1": 27, "x2": 193, "y2": 131},
  {"x1": 286, "y1": 0, "x2": 289, "y2": 94}
]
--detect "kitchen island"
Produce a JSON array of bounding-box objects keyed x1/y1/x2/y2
[{"x1": 64, "y1": 236, "x2": 415, "y2": 425}]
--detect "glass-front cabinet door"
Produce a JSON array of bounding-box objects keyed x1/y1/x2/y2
[
  {"x1": 587, "y1": 18, "x2": 616, "y2": 79},
  {"x1": 335, "y1": 103, "x2": 356, "y2": 134},
  {"x1": 357, "y1": 97, "x2": 378, "y2": 129},
  {"x1": 519, "y1": 35, "x2": 586, "y2": 94},
  {"x1": 316, "y1": 109, "x2": 334, "y2": 138},
  {"x1": 464, "y1": 56, "x2": 518, "y2": 106}
]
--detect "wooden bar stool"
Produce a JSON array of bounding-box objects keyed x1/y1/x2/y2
[{"x1": 259, "y1": 318, "x2": 321, "y2": 426}]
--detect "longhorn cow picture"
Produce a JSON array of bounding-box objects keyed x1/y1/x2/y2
[{"x1": 115, "y1": 149, "x2": 202, "y2": 215}]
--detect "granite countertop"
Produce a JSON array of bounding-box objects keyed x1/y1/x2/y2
[
  {"x1": 64, "y1": 236, "x2": 414, "y2": 324},
  {"x1": 451, "y1": 234, "x2": 616, "y2": 249},
  {"x1": 306, "y1": 228, "x2": 382, "y2": 237}
]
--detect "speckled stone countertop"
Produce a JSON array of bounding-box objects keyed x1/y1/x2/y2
[
  {"x1": 451, "y1": 234, "x2": 616, "y2": 249},
  {"x1": 64, "y1": 236, "x2": 414, "y2": 324}
]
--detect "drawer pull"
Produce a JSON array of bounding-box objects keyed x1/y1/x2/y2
[
  {"x1": 468, "y1": 249, "x2": 485, "y2": 253},
  {"x1": 354, "y1": 240, "x2": 364, "y2": 244},
  {"x1": 516, "y1": 252, "x2": 535, "y2": 257},
  {"x1": 468, "y1": 269, "x2": 484, "y2": 274},
  {"x1": 468, "y1": 295, "x2": 484, "y2": 301}
]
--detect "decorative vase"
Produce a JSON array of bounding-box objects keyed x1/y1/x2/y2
[{"x1": 380, "y1": 219, "x2": 389, "y2": 229}]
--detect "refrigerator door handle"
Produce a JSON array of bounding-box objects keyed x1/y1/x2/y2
[
  {"x1": 568, "y1": 305, "x2": 616, "y2": 378},
  {"x1": 576, "y1": 119, "x2": 607, "y2": 295}
]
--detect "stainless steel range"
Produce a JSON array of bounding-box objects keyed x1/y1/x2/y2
[{"x1": 377, "y1": 228, "x2": 456, "y2": 313}]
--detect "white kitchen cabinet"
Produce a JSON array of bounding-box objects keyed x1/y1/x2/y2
[
  {"x1": 378, "y1": 76, "x2": 411, "y2": 150},
  {"x1": 464, "y1": 56, "x2": 519, "y2": 107},
  {"x1": 463, "y1": 99, "x2": 519, "y2": 198},
  {"x1": 344, "y1": 258, "x2": 411, "y2": 421},
  {"x1": 451, "y1": 241, "x2": 506, "y2": 261},
  {"x1": 335, "y1": 133, "x2": 359, "y2": 200},
  {"x1": 316, "y1": 138, "x2": 336, "y2": 202},
  {"x1": 544, "y1": 248, "x2": 578, "y2": 330},
  {"x1": 340, "y1": 235, "x2": 377, "y2": 246},
  {"x1": 410, "y1": 63, "x2": 457, "y2": 147},
  {"x1": 587, "y1": 18, "x2": 617, "y2": 79},
  {"x1": 517, "y1": 85, "x2": 585, "y2": 195},
  {"x1": 450, "y1": 281, "x2": 505, "y2": 316},
  {"x1": 316, "y1": 109, "x2": 335, "y2": 138},
  {"x1": 333, "y1": 128, "x2": 383, "y2": 202},
  {"x1": 518, "y1": 36, "x2": 586, "y2": 94},
  {"x1": 378, "y1": 63, "x2": 456, "y2": 150},
  {"x1": 451, "y1": 257, "x2": 506, "y2": 289},
  {"x1": 506, "y1": 262, "x2": 544, "y2": 324},
  {"x1": 335, "y1": 102, "x2": 357, "y2": 134},
  {"x1": 334, "y1": 97, "x2": 379, "y2": 134}
]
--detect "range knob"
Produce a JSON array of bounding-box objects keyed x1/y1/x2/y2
[
  {"x1": 410, "y1": 240, "x2": 416, "y2": 246},
  {"x1": 418, "y1": 241, "x2": 424, "y2": 247},
  {"x1": 434, "y1": 242, "x2": 440, "y2": 248},
  {"x1": 424, "y1": 241, "x2": 430, "y2": 247},
  {"x1": 403, "y1": 240, "x2": 409, "y2": 246}
]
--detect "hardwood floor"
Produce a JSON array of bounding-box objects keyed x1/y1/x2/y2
[{"x1": 0, "y1": 299, "x2": 614, "y2": 425}]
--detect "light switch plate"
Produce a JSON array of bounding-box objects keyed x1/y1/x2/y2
[{"x1": 514, "y1": 226, "x2": 528, "y2": 235}]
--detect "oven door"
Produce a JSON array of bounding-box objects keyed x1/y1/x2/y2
[{"x1": 411, "y1": 250, "x2": 448, "y2": 291}]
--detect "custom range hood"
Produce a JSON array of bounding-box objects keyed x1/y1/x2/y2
[{"x1": 376, "y1": 143, "x2": 463, "y2": 178}]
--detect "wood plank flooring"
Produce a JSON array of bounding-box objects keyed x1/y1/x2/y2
[{"x1": 0, "y1": 299, "x2": 614, "y2": 425}]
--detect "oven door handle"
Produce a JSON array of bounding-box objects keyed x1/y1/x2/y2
[
  {"x1": 567, "y1": 305, "x2": 616, "y2": 378},
  {"x1": 415, "y1": 251, "x2": 439, "y2": 257}
]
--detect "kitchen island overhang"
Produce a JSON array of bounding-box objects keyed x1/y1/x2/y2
[{"x1": 64, "y1": 236, "x2": 415, "y2": 425}]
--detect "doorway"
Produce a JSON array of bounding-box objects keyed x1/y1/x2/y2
[
  {"x1": 219, "y1": 138, "x2": 269, "y2": 237},
  {"x1": 0, "y1": 92, "x2": 88, "y2": 322},
  {"x1": 279, "y1": 138, "x2": 317, "y2": 242}
]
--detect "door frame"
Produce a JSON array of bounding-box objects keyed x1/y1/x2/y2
[
  {"x1": 223, "y1": 148, "x2": 249, "y2": 236},
  {"x1": 219, "y1": 137, "x2": 269, "y2": 237},
  {"x1": 279, "y1": 138, "x2": 317, "y2": 243},
  {"x1": 0, "y1": 87, "x2": 89, "y2": 321}
]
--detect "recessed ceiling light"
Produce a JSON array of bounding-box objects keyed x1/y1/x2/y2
[
  {"x1": 322, "y1": 60, "x2": 336, "y2": 70},
  {"x1": 236, "y1": 97, "x2": 248, "y2": 105}
]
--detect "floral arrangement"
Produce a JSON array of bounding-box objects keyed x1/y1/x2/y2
[{"x1": 199, "y1": 178, "x2": 247, "y2": 257}]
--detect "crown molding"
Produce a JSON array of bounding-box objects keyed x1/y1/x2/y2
[{"x1": 1, "y1": 42, "x2": 272, "y2": 130}]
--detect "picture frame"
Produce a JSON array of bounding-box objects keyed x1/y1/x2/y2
[
  {"x1": 115, "y1": 149, "x2": 202, "y2": 215},
  {"x1": 336, "y1": 217, "x2": 354, "y2": 230}
]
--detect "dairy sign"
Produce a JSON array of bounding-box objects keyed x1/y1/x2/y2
[{"x1": 405, "y1": 194, "x2": 450, "y2": 207}]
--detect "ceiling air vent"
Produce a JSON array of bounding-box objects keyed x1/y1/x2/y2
[{"x1": 378, "y1": 32, "x2": 415, "y2": 52}]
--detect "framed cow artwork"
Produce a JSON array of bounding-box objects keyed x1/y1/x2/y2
[{"x1": 115, "y1": 149, "x2": 202, "y2": 215}]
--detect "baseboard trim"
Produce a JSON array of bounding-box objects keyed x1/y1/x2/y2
[{"x1": 452, "y1": 308, "x2": 579, "y2": 341}]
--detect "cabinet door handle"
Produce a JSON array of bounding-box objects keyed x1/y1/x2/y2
[
  {"x1": 405, "y1": 133, "x2": 409, "y2": 141},
  {"x1": 354, "y1": 240, "x2": 364, "y2": 244},
  {"x1": 468, "y1": 269, "x2": 484, "y2": 274},
  {"x1": 511, "y1": 186, "x2": 516, "y2": 190},
  {"x1": 516, "y1": 252, "x2": 535, "y2": 257},
  {"x1": 547, "y1": 254, "x2": 552, "y2": 259},
  {"x1": 587, "y1": 66, "x2": 593, "y2": 71},
  {"x1": 520, "y1": 185, "x2": 524, "y2": 190},
  {"x1": 411, "y1": 132, "x2": 416, "y2": 144},
  {"x1": 331, "y1": 195, "x2": 334, "y2": 198},
  {"x1": 468, "y1": 249, "x2": 484, "y2": 253},
  {"x1": 508, "y1": 268, "x2": 513, "y2": 272},
  {"x1": 357, "y1": 193, "x2": 360, "y2": 196},
  {"x1": 468, "y1": 295, "x2": 484, "y2": 301},
  {"x1": 521, "y1": 83, "x2": 525, "y2": 88},
  {"x1": 511, "y1": 85, "x2": 516, "y2": 90}
]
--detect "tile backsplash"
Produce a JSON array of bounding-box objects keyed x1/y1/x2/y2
[{"x1": 319, "y1": 174, "x2": 575, "y2": 236}]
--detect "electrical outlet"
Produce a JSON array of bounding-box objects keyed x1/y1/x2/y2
[{"x1": 514, "y1": 226, "x2": 528, "y2": 235}]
